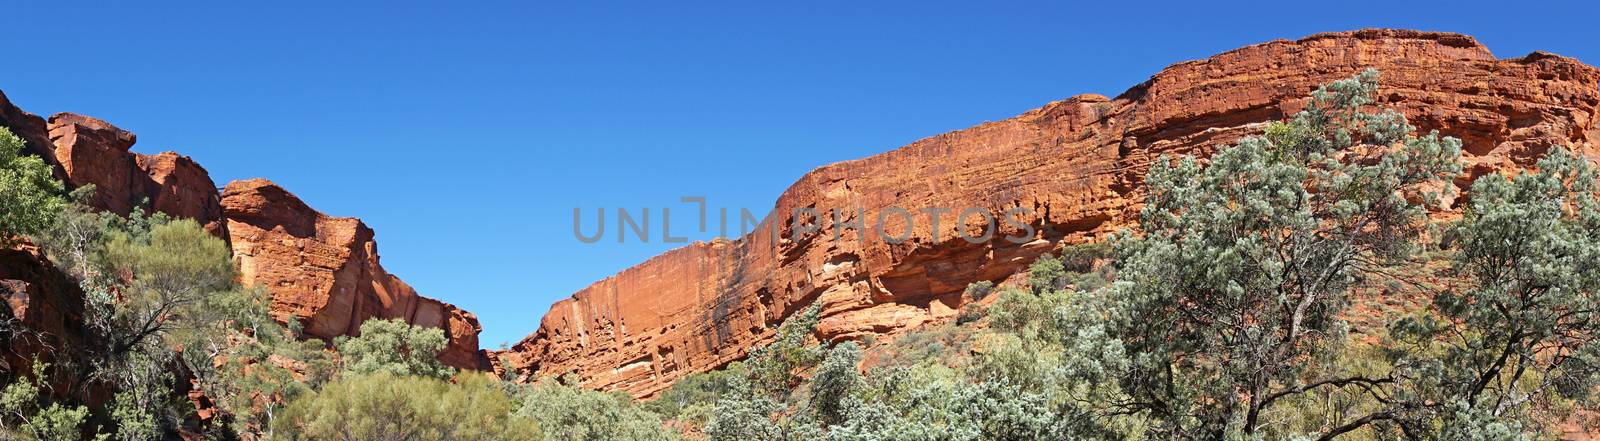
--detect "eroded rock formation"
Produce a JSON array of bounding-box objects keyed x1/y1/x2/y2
[
  {"x1": 222, "y1": 179, "x2": 487, "y2": 370},
  {"x1": 496, "y1": 29, "x2": 1600, "y2": 398},
  {"x1": 40, "y1": 112, "x2": 230, "y2": 237},
  {"x1": 0, "y1": 91, "x2": 486, "y2": 371}
]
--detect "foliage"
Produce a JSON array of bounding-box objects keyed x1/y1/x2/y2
[
  {"x1": 1025, "y1": 255, "x2": 1066, "y2": 294},
  {"x1": 1087, "y1": 68, "x2": 1462, "y2": 438},
  {"x1": 98, "y1": 218, "x2": 236, "y2": 358},
  {"x1": 514, "y1": 376, "x2": 676, "y2": 441},
  {"x1": 954, "y1": 304, "x2": 984, "y2": 326},
  {"x1": 1386, "y1": 147, "x2": 1600, "y2": 434},
  {"x1": 275, "y1": 372, "x2": 540, "y2": 440},
  {"x1": 1057, "y1": 242, "x2": 1110, "y2": 274},
  {"x1": 178, "y1": 287, "x2": 334, "y2": 439},
  {"x1": 334, "y1": 318, "x2": 454, "y2": 380},
  {"x1": 743, "y1": 304, "x2": 823, "y2": 398},
  {"x1": 962, "y1": 281, "x2": 994, "y2": 302},
  {"x1": 810, "y1": 342, "x2": 862, "y2": 426},
  {"x1": 646, "y1": 366, "x2": 744, "y2": 423},
  {"x1": 0, "y1": 127, "x2": 64, "y2": 242},
  {"x1": 0, "y1": 361, "x2": 104, "y2": 441},
  {"x1": 704, "y1": 305, "x2": 829, "y2": 440}
]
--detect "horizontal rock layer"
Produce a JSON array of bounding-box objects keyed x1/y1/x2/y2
[{"x1": 496, "y1": 29, "x2": 1600, "y2": 398}]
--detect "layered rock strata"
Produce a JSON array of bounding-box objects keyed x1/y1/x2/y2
[{"x1": 497, "y1": 29, "x2": 1600, "y2": 398}]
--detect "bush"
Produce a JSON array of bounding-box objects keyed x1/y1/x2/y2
[
  {"x1": 1057, "y1": 242, "x2": 1109, "y2": 273},
  {"x1": 0, "y1": 127, "x2": 64, "y2": 241},
  {"x1": 0, "y1": 361, "x2": 100, "y2": 441},
  {"x1": 334, "y1": 319, "x2": 453, "y2": 380},
  {"x1": 515, "y1": 377, "x2": 675, "y2": 441},
  {"x1": 955, "y1": 303, "x2": 985, "y2": 325},
  {"x1": 1026, "y1": 255, "x2": 1066, "y2": 294},
  {"x1": 645, "y1": 367, "x2": 744, "y2": 422},
  {"x1": 963, "y1": 280, "x2": 995, "y2": 301},
  {"x1": 809, "y1": 342, "x2": 862, "y2": 426},
  {"x1": 276, "y1": 372, "x2": 539, "y2": 440}
]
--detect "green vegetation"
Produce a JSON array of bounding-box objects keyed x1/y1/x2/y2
[
  {"x1": 0, "y1": 127, "x2": 63, "y2": 242},
  {"x1": 1, "y1": 361, "x2": 98, "y2": 441},
  {"x1": 335, "y1": 318, "x2": 453, "y2": 380},
  {"x1": 963, "y1": 281, "x2": 995, "y2": 301},
  {"x1": 514, "y1": 377, "x2": 676, "y2": 441},
  {"x1": 275, "y1": 372, "x2": 540, "y2": 440}
]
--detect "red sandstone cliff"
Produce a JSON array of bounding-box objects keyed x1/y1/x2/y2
[
  {"x1": 222, "y1": 178, "x2": 487, "y2": 369},
  {"x1": 0, "y1": 91, "x2": 486, "y2": 371},
  {"x1": 496, "y1": 29, "x2": 1600, "y2": 398}
]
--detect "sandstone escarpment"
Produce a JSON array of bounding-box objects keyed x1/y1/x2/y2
[
  {"x1": 497, "y1": 29, "x2": 1600, "y2": 398},
  {"x1": 43, "y1": 112, "x2": 229, "y2": 237},
  {"x1": 0, "y1": 91, "x2": 487, "y2": 371},
  {"x1": 222, "y1": 179, "x2": 488, "y2": 370}
]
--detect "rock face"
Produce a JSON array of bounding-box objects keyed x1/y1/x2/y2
[
  {"x1": 136, "y1": 152, "x2": 229, "y2": 237},
  {"x1": 0, "y1": 91, "x2": 53, "y2": 165},
  {"x1": 0, "y1": 243, "x2": 89, "y2": 379},
  {"x1": 496, "y1": 29, "x2": 1600, "y2": 398},
  {"x1": 222, "y1": 179, "x2": 487, "y2": 370},
  {"x1": 0, "y1": 95, "x2": 486, "y2": 371},
  {"x1": 41, "y1": 113, "x2": 229, "y2": 237}
]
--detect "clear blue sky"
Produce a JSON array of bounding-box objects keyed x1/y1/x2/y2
[{"x1": 3, "y1": 1, "x2": 1596, "y2": 348}]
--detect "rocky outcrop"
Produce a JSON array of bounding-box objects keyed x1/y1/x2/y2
[
  {"x1": 496, "y1": 29, "x2": 1600, "y2": 398},
  {"x1": 1, "y1": 95, "x2": 486, "y2": 371},
  {"x1": 0, "y1": 91, "x2": 53, "y2": 166},
  {"x1": 222, "y1": 179, "x2": 487, "y2": 370},
  {"x1": 43, "y1": 113, "x2": 229, "y2": 237},
  {"x1": 48, "y1": 113, "x2": 140, "y2": 214},
  {"x1": 135, "y1": 152, "x2": 229, "y2": 237}
]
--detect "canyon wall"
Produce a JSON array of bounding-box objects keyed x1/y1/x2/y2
[
  {"x1": 0, "y1": 92, "x2": 486, "y2": 370},
  {"x1": 496, "y1": 29, "x2": 1600, "y2": 398}
]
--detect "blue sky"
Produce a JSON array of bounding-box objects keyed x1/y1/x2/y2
[{"x1": 3, "y1": 1, "x2": 1597, "y2": 347}]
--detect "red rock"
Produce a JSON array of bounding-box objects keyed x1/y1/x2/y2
[
  {"x1": 135, "y1": 152, "x2": 229, "y2": 237},
  {"x1": 495, "y1": 29, "x2": 1600, "y2": 398},
  {"x1": 39, "y1": 113, "x2": 229, "y2": 238},
  {"x1": 0, "y1": 242, "x2": 90, "y2": 388},
  {"x1": 5, "y1": 101, "x2": 487, "y2": 372},
  {"x1": 221, "y1": 178, "x2": 487, "y2": 370},
  {"x1": 48, "y1": 113, "x2": 139, "y2": 214},
  {"x1": 0, "y1": 90, "x2": 54, "y2": 171}
]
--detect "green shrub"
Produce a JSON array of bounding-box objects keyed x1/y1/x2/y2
[
  {"x1": 1026, "y1": 255, "x2": 1066, "y2": 294},
  {"x1": 964, "y1": 280, "x2": 995, "y2": 301},
  {"x1": 0, "y1": 127, "x2": 64, "y2": 242},
  {"x1": 1057, "y1": 242, "x2": 1109, "y2": 273},
  {"x1": 0, "y1": 361, "x2": 102, "y2": 441},
  {"x1": 955, "y1": 303, "x2": 985, "y2": 325},
  {"x1": 515, "y1": 377, "x2": 675, "y2": 441},
  {"x1": 645, "y1": 367, "x2": 744, "y2": 422},
  {"x1": 334, "y1": 319, "x2": 453, "y2": 380},
  {"x1": 276, "y1": 372, "x2": 539, "y2": 440}
]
